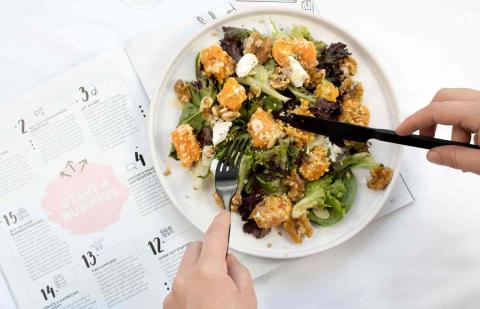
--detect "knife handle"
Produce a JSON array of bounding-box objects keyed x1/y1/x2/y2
[{"x1": 374, "y1": 129, "x2": 480, "y2": 150}]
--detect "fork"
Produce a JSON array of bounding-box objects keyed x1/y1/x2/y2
[{"x1": 214, "y1": 138, "x2": 250, "y2": 255}]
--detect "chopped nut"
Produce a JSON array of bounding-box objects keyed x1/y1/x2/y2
[
  {"x1": 340, "y1": 55, "x2": 358, "y2": 76},
  {"x1": 173, "y1": 79, "x2": 191, "y2": 104},
  {"x1": 282, "y1": 170, "x2": 305, "y2": 202},
  {"x1": 299, "y1": 146, "x2": 330, "y2": 181},
  {"x1": 249, "y1": 84, "x2": 262, "y2": 98},
  {"x1": 340, "y1": 78, "x2": 364, "y2": 101},
  {"x1": 269, "y1": 67, "x2": 291, "y2": 90},
  {"x1": 221, "y1": 110, "x2": 241, "y2": 122},
  {"x1": 199, "y1": 96, "x2": 213, "y2": 113},
  {"x1": 243, "y1": 31, "x2": 273, "y2": 64},
  {"x1": 368, "y1": 166, "x2": 393, "y2": 190},
  {"x1": 231, "y1": 192, "x2": 242, "y2": 212},
  {"x1": 163, "y1": 167, "x2": 171, "y2": 176},
  {"x1": 283, "y1": 214, "x2": 314, "y2": 244},
  {"x1": 213, "y1": 192, "x2": 224, "y2": 209},
  {"x1": 305, "y1": 68, "x2": 326, "y2": 88}
]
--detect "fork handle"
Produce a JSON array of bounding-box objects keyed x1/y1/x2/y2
[{"x1": 217, "y1": 192, "x2": 234, "y2": 258}]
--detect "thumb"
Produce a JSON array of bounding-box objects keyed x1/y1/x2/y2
[
  {"x1": 427, "y1": 146, "x2": 480, "y2": 174},
  {"x1": 226, "y1": 254, "x2": 254, "y2": 293}
]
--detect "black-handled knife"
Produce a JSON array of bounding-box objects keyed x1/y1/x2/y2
[{"x1": 274, "y1": 111, "x2": 480, "y2": 150}]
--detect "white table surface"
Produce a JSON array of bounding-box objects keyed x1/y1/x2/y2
[{"x1": 1, "y1": 0, "x2": 480, "y2": 308}]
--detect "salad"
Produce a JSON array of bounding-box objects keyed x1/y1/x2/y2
[{"x1": 169, "y1": 23, "x2": 393, "y2": 244}]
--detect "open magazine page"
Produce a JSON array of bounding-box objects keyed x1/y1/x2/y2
[{"x1": 0, "y1": 47, "x2": 199, "y2": 309}]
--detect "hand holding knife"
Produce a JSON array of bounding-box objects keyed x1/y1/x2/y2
[{"x1": 273, "y1": 111, "x2": 480, "y2": 150}]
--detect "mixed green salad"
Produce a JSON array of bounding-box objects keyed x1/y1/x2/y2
[{"x1": 169, "y1": 23, "x2": 393, "y2": 244}]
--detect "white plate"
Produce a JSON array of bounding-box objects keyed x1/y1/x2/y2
[{"x1": 148, "y1": 8, "x2": 401, "y2": 259}]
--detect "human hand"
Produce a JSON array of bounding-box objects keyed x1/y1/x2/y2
[
  {"x1": 396, "y1": 88, "x2": 480, "y2": 174},
  {"x1": 163, "y1": 211, "x2": 257, "y2": 309}
]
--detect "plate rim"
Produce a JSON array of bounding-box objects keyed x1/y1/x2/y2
[{"x1": 148, "y1": 7, "x2": 403, "y2": 259}]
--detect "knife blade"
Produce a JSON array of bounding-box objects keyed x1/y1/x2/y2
[{"x1": 274, "y1": 111, "x2": 480, "y2": 150}]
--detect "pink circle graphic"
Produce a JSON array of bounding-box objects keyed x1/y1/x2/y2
[{"x1": 42, "y1": 162, "x2": 129, "y2": 235}]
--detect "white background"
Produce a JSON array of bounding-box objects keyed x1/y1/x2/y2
[{"x1": 1, "y1": 0, "x2": 480, "y2": 308}]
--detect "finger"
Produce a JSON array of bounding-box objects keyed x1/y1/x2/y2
[
  {"x1": 226, "y1": 254, "x2": 254, "y2": 293},
  {"x1": 433, "y1": 88, "x2": 480, "y2": 102},
  {"x1": 179, "y1": 241, "x2": 202, "y2": 271},
  {"x1": 419, "y1": 124, "x2": 437, "y2": 137},
  {"x1": 396, "y1": 101, "x2": 480, "y2": 135},
  {"x1": 427, "y1": 146, "x2": 480, "y2": 174},
  {"x1": 451, "y1": 126, "x2": 471, "y2": 143},
  {"x1": 163, "y1": 294, "x2": 174, "y2": 309},
  {"x1": 199, "y1": 211, "x2": 231, "y2": 263}
]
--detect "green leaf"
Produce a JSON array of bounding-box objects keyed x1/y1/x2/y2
[
  {"x1": 287, "y1": 86, "x2": 317, "y2": 103},
  {"x1": 262, "y1": 95, "x2": 283, "y2": 112},
  {"x1": 341, "y1": 170, "x2": 357, "y2": 213},
  {"x1": 333, "y1": 152, "x2": 382, "y2": 177},
  {"x1": 255, "y1": 174, "x2": 288, "y2": 194},
  {"x1": 178, "y1": 103, "x2": 204, "y2": 133},
  {"x1": 308, "y1": 207, "x2": 344, "y2": 226},
  {"x1": 238, "y1": 155, "x2": 254, "y2": 194}
]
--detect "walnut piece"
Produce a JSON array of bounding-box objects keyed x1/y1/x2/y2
[
  {"x1": 269, "y1": 67, "x2": 291, "y2": 90},
  {"x1": 282, "y1": 169, "x2": 305, "y2": 202},
  {"x1": 243, "y1": 31, "x2": 273, "y2": 64},
  {"x1": 367, "y1": 166, "x2": 393, "y2": 190},
  {"x1": 283, "y1": 214, "x2": 314, "y2": 244},
  {"x1": 173, "y1": 79, "x2": 191, "y2": 104}
]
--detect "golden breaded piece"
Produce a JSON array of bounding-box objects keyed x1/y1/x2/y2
[
  {"x1": 291, "y1": 99, "x2": 313, "y2": 116},
  {"x1": 338, "y1": 99, "x2": 370, "y2": 127},
  {"x1": 243, "y1": 31, "x2": 273, "y2": 64},
  {"x1": 278, "y1": 121, "x2": 314, "y2": 146},
  {"x1": 299, "y1": 146, "x2": 331, "y2": 181},
  {"x1": 314, "y1": 79, "x2": 339, "y2": 102},
  {"x1": 216, "y1": 78, "x2": 247, "y2": 111},
  {"x1": 368, "y1": 166, "x2": 393, "y2": 190},
  {"x1": 247, "y1": 108, "x2": 284, "y2": 148},
  {"x1": 272, "y1": 38, "x2": 318, "y2": 70},
  {"x1": 340, "y1": 55, "x2": 358, "y2": 76},
  {"x1": 199, "y1": 44, "x2": 235, "y2": 81},
  {"x1": 283, "y1": 214, "x2": 314, "y2": 244},
  {"x1": 250, "y1": 194, "x2": 292, "y2": 229},
  {"x1": 171, "y1": 124, "x2": 201, "y2": 168}
]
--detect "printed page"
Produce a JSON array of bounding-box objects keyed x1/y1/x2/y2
[{"x1": 0, "y1": 47, "x2": 199, "y2": 309}]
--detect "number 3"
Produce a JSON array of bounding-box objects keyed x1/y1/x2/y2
[{"x1": 79, "y1": 87, "x2": 89, "y2": 102}]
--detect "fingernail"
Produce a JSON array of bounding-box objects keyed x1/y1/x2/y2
[{"x1": 427, "y1": 151, "x2": 441, "y2": 164}]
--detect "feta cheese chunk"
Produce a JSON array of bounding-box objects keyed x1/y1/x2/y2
[
  {"x1": 288, "y1": 56, "x2": 309, "y2": 87},
  {"x1": 236, "y1": 53, "x2": 259, "y2": 77},
  {"x1": 212, "y1": 121, "x2": 232, "y2": 145}
]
